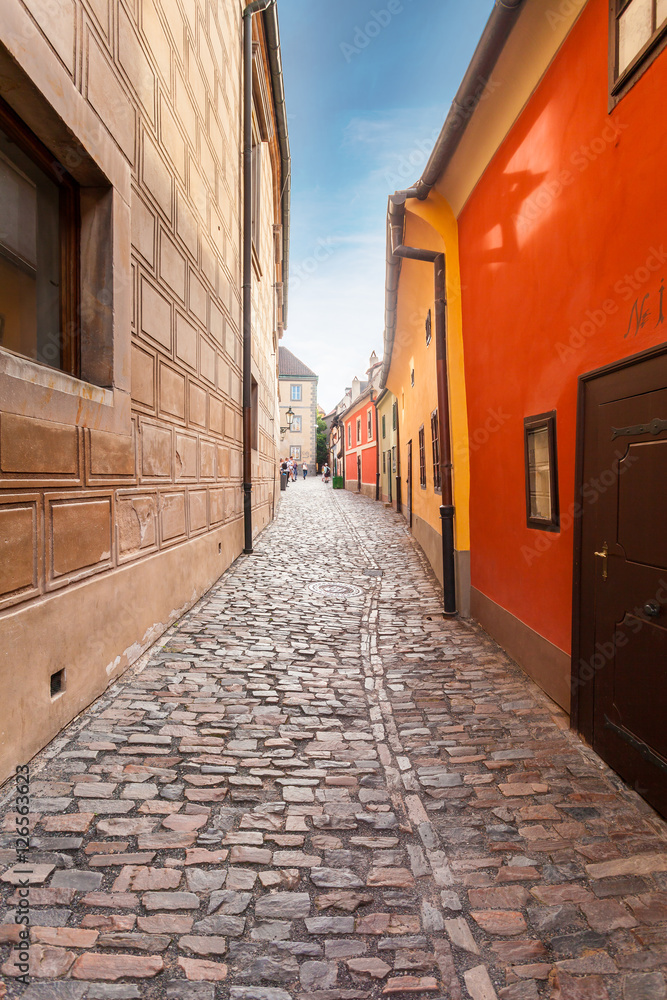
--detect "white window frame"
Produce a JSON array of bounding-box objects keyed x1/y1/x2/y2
[{"x1": 290, "y1": 384, "x2": 301, "y2": 401}]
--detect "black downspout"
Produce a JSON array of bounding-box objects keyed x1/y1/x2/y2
[
  {"x1": 242, "y1": 0, "x2": 273, "y2": 554},
  {"x1": 390, "y1": 197, "x2": 457, "y2": 617}
]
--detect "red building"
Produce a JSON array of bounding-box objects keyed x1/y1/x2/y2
[
  {"x1": 341, "y1": 355, "x2": 382, "y2": 498},
  {"x1": 382, "y1": 0, "x2": 667, "y2": 818}
]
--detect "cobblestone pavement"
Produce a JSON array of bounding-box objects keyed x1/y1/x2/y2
[{"x1": 2, "y1": 480, "x2": 667, "y2": 1000}]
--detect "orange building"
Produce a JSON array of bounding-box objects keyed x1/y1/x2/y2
[{"x1": 382, "y1": 0, "x2": 667, "y2": 817}]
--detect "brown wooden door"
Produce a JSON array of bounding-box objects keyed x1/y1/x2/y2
[
  {"x1": 575, "y1": 349, "x2": 667, "y2": 818},
  {"x1": 357, "y1": 455, "x2": 361, "y2": 492},
  {"x1": 406, "y1": 440, "x2": 412, "y2": 528},
  {"x1": 387, "y1": 452, "x2": 392, "y2": 504}
]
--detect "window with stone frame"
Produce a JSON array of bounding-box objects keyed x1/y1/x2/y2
[
  {"x1": 347, "y1": 422, "x2": 351, "y2": 447},
  {"x1": 367, "y1": 409, "x2": 373, "y2": 441},
  {"x1": 291, "y1": 415, "x2": 302, "y2": 432},
  {"x1": 611, "y1": 0, "x2": 667, "y2": 103},
  {"x1": 356, "y1": 417, "x2": 361, "y2": 444},
  {"x1": 290, "y1": 445, "x2": 301, "y2": 461},
  {"x1": 0, "y1": 95, "x2": 79, "y2": 376},
  {"x1": 290, "y1": 384, "x2": 302, "y2": 401},
  {"x1": 418, "y1": 425, "x2": 426, "y2": 488}
]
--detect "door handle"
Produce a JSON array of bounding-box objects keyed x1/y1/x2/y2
[
  {"x1": 594, "y1": 542, "x2": 608, "y2": 581},
  {"x1": 644, "y1": 600, "x2": 661, "y2": 617}
]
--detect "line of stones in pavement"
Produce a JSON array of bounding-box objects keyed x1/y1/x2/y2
[{"x1": 0, "y1": 482, "x2": 665, "y2": 1000}]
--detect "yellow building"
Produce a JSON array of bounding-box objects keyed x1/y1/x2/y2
[
  {"x1": 381, "y1": 193, "x2": 471, "y2": 616},
  {"x1": 278, "y1": 347, "x2": 318, "y2": 475}
]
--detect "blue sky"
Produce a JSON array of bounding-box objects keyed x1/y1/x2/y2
[{"x1": 277, "y1": 0, "x2": 495, "y2": 412}]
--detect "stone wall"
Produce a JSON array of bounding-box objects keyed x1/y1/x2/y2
[{"x1": 0, "y1": 0, "x2": 283, "y2": 781}]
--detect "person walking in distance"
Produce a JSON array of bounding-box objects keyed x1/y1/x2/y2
[{"x1": 302, "y1": 462, "x2": 307, "y2": 480}]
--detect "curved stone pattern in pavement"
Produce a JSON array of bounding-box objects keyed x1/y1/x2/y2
[{"x1": 1, "y1": 480, "x2": 666, "y2": 999}]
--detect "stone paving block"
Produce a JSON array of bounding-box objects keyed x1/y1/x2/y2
[{"x1": 0, "y1": 483, "x2": 665, "y2": 998}]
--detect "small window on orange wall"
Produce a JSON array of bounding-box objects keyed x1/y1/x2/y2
[
  {"x1": 347, "y1": 423, "x2": 351, "y2": 447},
  {"x1": 367, "y1": 409, "x2": 372, "y2": 441},
  {"x1": 524, "y1": 411, "x2": 560, "y2": 532},
  {"x1": 356, "y1": 417, "x2": 361, "y2": 444},
  {"x1": 610, "y1": 0, "x2": 667, "y2": 103}
]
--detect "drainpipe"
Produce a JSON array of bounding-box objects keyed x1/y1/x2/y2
[
  {"x1": 389, "y1": 193, "x2": 456, "y2": 617},
  {"x1": 242, "y1": 0, "x2": 276, "y2": 554}
]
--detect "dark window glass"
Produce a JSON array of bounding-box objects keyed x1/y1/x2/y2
[
  {"x1": 418, "y1": 425, "x2": 426, "y2": 488},
  {"x1": 0, "y1": 97, "x2": 79, "y2": 375},
  {"x1": 524, "y1": 411, "x2": 560, "y2": 531},
  {"x1": 431, "y1": 410, "x2": 441, "y2": 492}
]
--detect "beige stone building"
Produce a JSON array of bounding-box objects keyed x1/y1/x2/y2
[
  {"x1": 0, "y1": 0, "x2": 289, "y2": 781},
  {"x1": 278, "y1": 347, "x2": 318, "y2": 475}
]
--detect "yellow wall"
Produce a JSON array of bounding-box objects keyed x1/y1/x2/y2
[{"x1": 385, "y1": 192, "x2": 470, "y2": 554}]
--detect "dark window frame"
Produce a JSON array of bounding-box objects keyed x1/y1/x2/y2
[
  {"x1": 425, "y1": 308, "x2": 432, "y2": 347},
  {"x1": 430, "y1": 409, "x2": 441, "y2": 493},
  {"x1": 382, "y1": 413, "x2": 386, "y2": 439},
  {"x1": 0, "y1": 95, "x2": 80, "y2": 378},
  {"x1": 418, "y1": 424, "x2": 426, "y2": 489},
  {"x1": 524, "y1": 410, "x2": 560, "y2": 532},
  {"x1": 392, "y1": 401, "x2": 397, "y2": 431},
  {"x1": 609, "y1": 0, "x2": 667, "y2": 107}
]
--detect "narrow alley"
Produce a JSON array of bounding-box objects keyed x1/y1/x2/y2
[{"x1": 1, "y1": 481, "x2": 666, "y2": 1000}]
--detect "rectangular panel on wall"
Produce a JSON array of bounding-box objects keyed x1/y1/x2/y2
[
  {"x1": 0, "y1": 494, "x2": 41, "y2": 610},
  {"x1": 86, "y1": 424, "x2": 137, "y2": 485},
  {"x1": 160, "y1": 490, "x2": 186, "y2": 543},
  {"x1": 188, "y1": 489, "x2": 208, "y2": 533},
  {"x1": 140, "y1": 421, "x2": 172, "y2": 479},
  {"x1": 210, "y1": 487, "x2": 224, "y2": 524},
  {"x1": 0, "y1": 413, "x2": 81, "y2": 488},
  {"x1": 47, "y1": 493, "x2": 113, "y2": 589},
  {"x1": 116, "y1": 490, "x2": 158, "y2": 563}
]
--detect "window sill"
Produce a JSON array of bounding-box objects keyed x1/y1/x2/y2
[
  {"x1": 0, "y1": 346, "x2": 130, "y2": 435},
  {"x1": 0, "y1": 349, "x2": 112, "y2": 405}
]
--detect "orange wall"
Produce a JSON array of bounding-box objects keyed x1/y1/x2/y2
[{"x1": 458, "y1": 0, "x2": 667, "y2": 653}]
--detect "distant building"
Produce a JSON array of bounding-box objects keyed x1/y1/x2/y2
[
  {"x1": 279, "y1": 347, "x2": 318, "y2": 474},
  {"x1": 332, "y1": 351, "x2": 382, "y2": 498}
]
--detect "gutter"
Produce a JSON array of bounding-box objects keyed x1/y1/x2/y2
[
  {"x1": 262, "y1": 3, "x2": 291, "y2": 325},
  {"x1": 242, "y1": 0, "x2": 290, "y2": 554}
]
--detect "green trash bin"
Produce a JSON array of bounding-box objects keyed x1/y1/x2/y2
[{"x1": 332, "y1": 476, "x2": 344, "y2": 489}]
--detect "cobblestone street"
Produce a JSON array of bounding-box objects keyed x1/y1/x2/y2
[{"x1": 1, "y1": 480, "x2": 666, "y2": 1000}]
